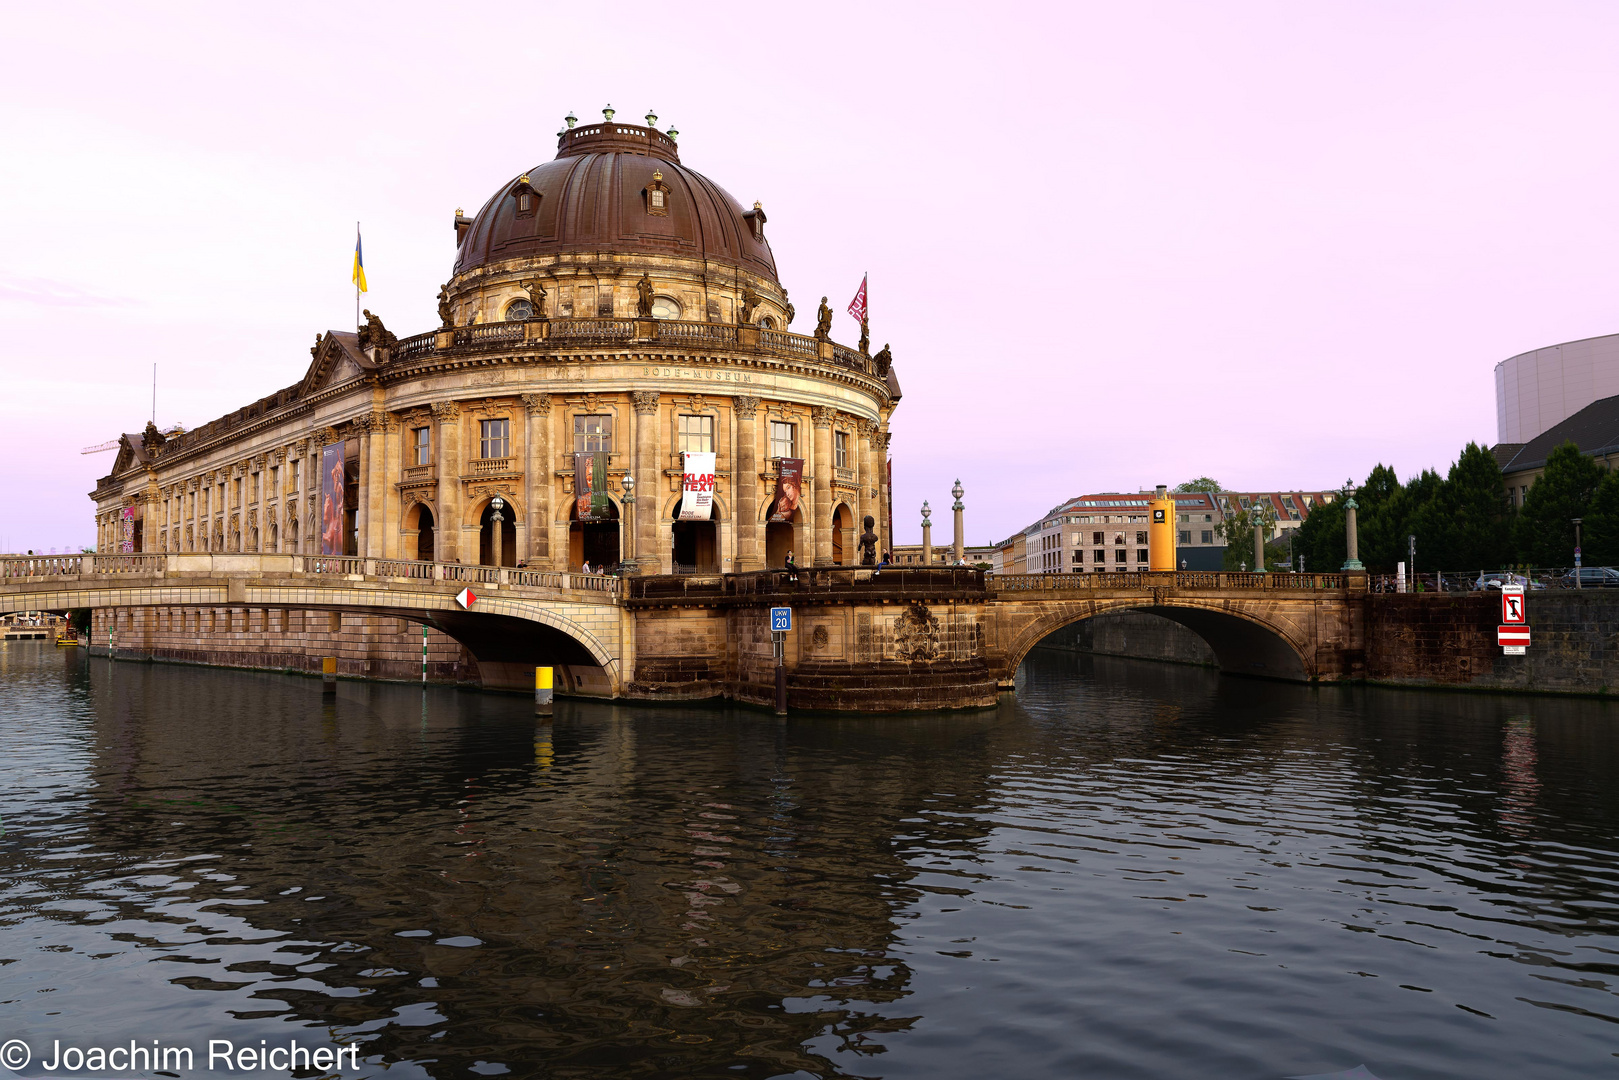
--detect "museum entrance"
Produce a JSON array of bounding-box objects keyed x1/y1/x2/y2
[
  {"x1": 478, "y1": 500, "x2": 517, "y2": 567},
  {"x1": 412, "y1": 504, "x2": 435, "y2": 562},
  {"x1": 832, "y1": 504, "x2": 852, "y2": 564},
  {"x1": 765, "y1": 511, "x2": 799, "y2": 568},
  {"x1": 671, "y1": 503, "x2": 718, "y2": 574},
  {"x1": 568, "y1": 498, "x2": 620, "y2": 571}
]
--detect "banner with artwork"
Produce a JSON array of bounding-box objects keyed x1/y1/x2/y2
[
  {"x1": 120, "y1": 507, "x2": 135, "y2": 553},
  {"x1": 320, "y1": 442, "x2": 346, "y2": 555},
  {"x1": 770, "y1": 458, "x2": 803, "y2": 522},
  {"x1": 679, "y1": 452, "x2": 715, "y2": 520},
  {"x1": 574, "y1": 452, "x2": 610, "y2": 521}
]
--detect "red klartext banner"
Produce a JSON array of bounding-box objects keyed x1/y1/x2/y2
[
  {"x1": 320, "y1": 442, "x2": 345, "y2": 556},
  {"x1": 574, "y1": 452, "x2": 610, "y2": 521},
  {"x1": 679, "y1": 452, "x2": 716, "y2": 520},
  {"x1": 770, "y1": 458, "x2": 803, "y2": 522}
]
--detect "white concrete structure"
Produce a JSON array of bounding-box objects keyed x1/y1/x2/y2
[{"x1": 1496, "y1": 332, "x2": 1619, "y2": 444}]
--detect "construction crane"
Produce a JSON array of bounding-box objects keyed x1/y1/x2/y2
[{"x1": 81, "y1": 423, "x2": 186, "y2": 455}]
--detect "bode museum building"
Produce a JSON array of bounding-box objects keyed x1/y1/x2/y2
[{"x1": 91, "y1": 113, "x2": 900, "y2": 581}]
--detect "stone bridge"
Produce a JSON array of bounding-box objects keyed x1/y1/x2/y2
[{"x1": 12, "y1": 554, "x2": 1579, "y2": 706}]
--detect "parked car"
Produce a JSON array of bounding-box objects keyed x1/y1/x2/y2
[
  {"x1": 1558, "y1": 566, "x2": 1619, "y2": 588},
  {"x1": 1473, "y1": 572, "x2": 1546, "y2": 591}
]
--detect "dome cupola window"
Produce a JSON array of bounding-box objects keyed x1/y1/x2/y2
[
  {"x1": 509, "y1": 174, "x2": 540, "y2": 219},
  {"x1": 743, "y1": 201, "x2": 766, "y2": 241},
  {"x1": 505, "y1": 299, "x2": 534, "y2": 321},
  {"x1": 645, "y1": 170, "x2": 671, "y2": 218},
  {"x1": 651, "y1": 296, "x2": 681, "y2": 320}
]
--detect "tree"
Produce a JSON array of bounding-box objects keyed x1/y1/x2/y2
[
  {"x1": 1411, "y1": 443, "x2": 1511, "y2": 572},
  {"x1": 1513, "y1": 441, "x2": 1603, "y2": 567},
  {"x1": 1295, "y1": 488, "x2": 1348, "y2": 572},
  {"x1": 1355, "y1": 464, "x2": 1410, "y2": 572},
  {"x1": 1578, "y1": 464, "x2": 1619, "y2": 567},
  {"x1": 1174, "y1": 477, "x2": 1224, "y2": 494}
]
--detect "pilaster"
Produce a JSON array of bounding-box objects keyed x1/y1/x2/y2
[
  {"x1": 733, "y1": 395, "x2": 761, "y2": 571},
  {"x1": 632, "y1": 391, "x2": 660, "y2": 573},
  {"x1": 811, "y1": 407, "x2": 834, "y2": 566},
  {"x1": 432, "y1": 401, "x2": 462, "y2": 561},
  {"x1": 523, "y1": 393, "x2": 551, "y2": 565}
]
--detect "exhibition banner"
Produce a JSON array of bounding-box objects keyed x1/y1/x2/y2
[
  {"x1": 120, "y1": 507, "x2": 135, "y2": 553},
  {"x1": 679, "y1": 452, "x2": 716, "y2": 520},
  {"x1": 770, "y1": 458, "x2": 803, "y2": 522},
  {"x1": 574, "y1": 452, "x2": 610, "y2": 520},
  {"x1": 320, "y1": 442, "x2": 346, "y2": 555}
]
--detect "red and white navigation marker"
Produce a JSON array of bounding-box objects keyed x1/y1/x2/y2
[
  {"x1": 455, "y1": 587, "x2": 477, "y2": 610},
  {"x1": 1498, "y1": 624, "x2": 1530, "y2": 655}
]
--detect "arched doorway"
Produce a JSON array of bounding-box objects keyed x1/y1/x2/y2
[
  {"x1": 765, "y1": 509, "x2": 800, "y2": 569},
  {"x1": 568, "y1": 498, "x2": 620, "y2": 571},
  {"x1": 832, "y1": 503, "x2": 853, "y2": 565},
  {"x1": 478, "y1": 500, "x2": 518, "y2": 567},
  {"x1": 671, "y1": 501, "x2": 718, "y2": 574},
  {"x1": 269, "y1": 522, "x2": 278, "y2": 552},
  {"x1": 409, "y1": 503, "x2": 435, "y2": 562}
]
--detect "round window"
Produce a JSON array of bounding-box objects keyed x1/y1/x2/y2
[
  {"x1": 651, "y1": 296, "x2": 681, "y2": 320},
  {"x1": 505, "y1": 299, "x2": 534, "y2": 321}
]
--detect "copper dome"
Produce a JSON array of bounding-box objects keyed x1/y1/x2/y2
[{"x1": 452, "y1": 122, "x2": 778, "y2": 284}]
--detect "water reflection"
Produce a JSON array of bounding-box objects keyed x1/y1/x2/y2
[{"x1": 2, "y1": 643, "x2": 1619, "y2": 1079}]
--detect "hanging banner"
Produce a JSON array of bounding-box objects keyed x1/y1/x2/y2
[
  {"x1": 320, "y1": 442, "x2": 346, "y2": 555},
  {"x1": 574, "y1": 452, "x2": 610, "y2": 521},
  {"x1": 680, "y1": 452, "x2": 716, "y2": 520},
  {"x1": 120, "y1": 507, "x2": 135, "y2": 553},
  {"x1": 770, "y1": 457, "x2": 803, "y2": 522}
]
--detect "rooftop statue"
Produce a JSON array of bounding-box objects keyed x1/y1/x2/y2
[
  {"x1": 859, "y1": 514, "x2": 879, "y2": 565},
  {"x1": 436, "y1": 285, "x2": 454, "y2": 329},
  {"x1": 522, "y1": 279, "x2": 548, "y2": 318},
  {"x1": 783, "y1": 289, "x2": 796, "y2": 326},
  {"x1": 872, "y1": 343, "x2": 892, "y2": 377},
  {"x1": 740, "y1": 286, "x2": 761, "y2": 324},
  {"x1": 859, "y1": 317, "x2": 870, "y2": 356},
  {"x1": 635, "y1": 273, "x2": 653, "y2": 318},
  {"x1": 814, "y1": 296, "x2": 832, "y2": 340},
  {"x1": 358, "y1": 309, "x2": 397, "y2": 351}
]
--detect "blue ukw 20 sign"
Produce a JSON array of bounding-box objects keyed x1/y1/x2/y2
[{"x1": 770, "y1": 607, "x2": 792, "y2": 633}]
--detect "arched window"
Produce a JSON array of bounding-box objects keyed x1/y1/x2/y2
[
  {"x1": 651, "y1": 296, "x2": 681, "y2": 320},
  {"x1": 506, "y1": 298, "x2": 534, "y2": 321}
]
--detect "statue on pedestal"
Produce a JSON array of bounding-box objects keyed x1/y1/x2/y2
[
  {"x1": 436, "y1": 285, "x2": 454, "y2": 329},
  {"x1": 814, "y1": 296, "x2": 832, "y2": 340},
  {"x1": 872, "y1": 343, "x2": 892, "y2": 377},
  {"x1": 740, "y1": 286, "x2": 761, "y2": 324},
  {"x1": 522, "y1": 279, "x2": 548, "y2": 318},
  {"x1": 357, "y1": 310, "x2": 397, "y2": 350},
  {"x1": 784, "y1": 289, "x2": 796, "y2": 326},
  {"x1": 858, "y1": 515, "x2": 880, "y2": 565},
  {"x1": 635, "y1": 273, "x2": 654, "y2": 317},
  {"x1": 858, "y1": 317, "x2": 869, "y2": 355}
]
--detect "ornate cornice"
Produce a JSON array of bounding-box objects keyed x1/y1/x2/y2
[
  {"x1": 732, "y1": 394, "x2": 760, "y2": 419},
  {"x1": 314, "y1": 426, "x2": 342, "y2": 447},
  {"x1": 521, "y1": 392, "x2": 551, "y2": 414},
  {"x1": 430, "y1": 401, "x2": 460, "y2": 421},
  {"x1": 811, "y1": 406, "x2": 834, "y2": 428}
]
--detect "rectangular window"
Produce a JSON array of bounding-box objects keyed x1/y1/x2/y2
[
  {"x1": 1072, "y1": 550, "x2": 1083, "y2": 564},
  {"x1": 1114, "y1": 532, "x2": 1125, "y2": 545},
  {"x1": 234, "y1": 478, "x2": 242, "y2": 505},
  {"x1": 1136, "y1": 531, "x2": 1148, "y2": 544},
  {"x1": 1092, "y1": 531, "x2": 1103, "y2": 545},
  {"x1": 1179, "y1": 530, "x2": 1191, "y2": 544},
  {"x1": 413, "y1": 426, "x2": 431, "y2": 465},
  {"x1": 1114, "y1": 549, "x2": 1128, "y2": 563},
  {"x1": 1137, "y1": 548, "x2": 1149, "y2": 563},
  {"x1": 769, "y1": 420, "x2": 796, "y2": 459},
  {"x1": 291, "y1": 460, "x2": 300, "y2": 489},
  {"x1": 573, "y1": 414, "x2": 613, "y2": 453},
  {"x1": 678, "y1": 414, "x2": 714, "y2": 453},
  {"x1": 835, "y1": 430, "x2": 850, "y2": 469},
  {"x1": 1093, "y1": 549, "x2": 1105, "y2": 562},
  {"x1": 480, "y1": 418, "x2": 510, "y2": 459},
  {"x1": 1201, "y1": 530, "x2": 1214, "y2": 544}
]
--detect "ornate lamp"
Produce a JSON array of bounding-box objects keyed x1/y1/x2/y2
[
  {"x1": 645, "y1": 109, "x2": 658, "y2": 127},
  {"x1": 621, "y1": 472, "x2": 635, "y2": 503},
  {"x1": 602, "y1": 104, "x2": 615, "y2": 122},
  {"x1": 666, "y1": 125, "x2": 679, "y2": 143},
  {"x1": 951, "y1": 479, "x2": 964, "y2": 511},
  {"x1": 565, "y1": 111, "x2": 577, "y2": 129},
  {"x1": 488, "y1": 496, "x2": 506, "y2": 568},
  {"x1": 921, "y1": 500, "x2": 931, "y2": 526}
]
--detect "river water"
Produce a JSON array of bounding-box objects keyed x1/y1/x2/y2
[{"x1": 2, "y1": 642, "x2": 1618, "y2": 1079}]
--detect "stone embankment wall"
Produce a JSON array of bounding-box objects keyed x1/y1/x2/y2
[
  {"x1": 1366, "y1": 591, "x2": 1619, "y2": 695},
  {"x1": 1034, "y1": 612, "x2": 1216, "y2": 667},
  {"x1": 88, "y1": 606, "x2": 475, "y2": 683}
]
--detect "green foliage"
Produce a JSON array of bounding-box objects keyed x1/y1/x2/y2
[
  {"x1": 1216, "y1": 499, "x2": 1278, "y2": 571},
  {"x1": 1411, "y1": 443, "x2": 1511, "y2": 571},
  {"x1": 1174, "y1": 477, "x2": 1224, "y2": 494},
  {"x1": 1584, "y1": 469, "x2": 1619, "y2": 567},
  {"x1": 1513, "y1": 442, "x2": 1604, "y2": 567},
  {"x1": 1295, "y1": 489, "x2": 1347, "y2": 572},
  {"x1": 68, "y1": 609, "x2": 90, "y2": 634}
]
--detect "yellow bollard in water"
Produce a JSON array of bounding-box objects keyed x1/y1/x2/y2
[
  {"x1": 535, "y1": 665, "x2": 554, "y2": 718},
  {"x1": 322, "y1": 656, "x2": 337, "y2": 696}
]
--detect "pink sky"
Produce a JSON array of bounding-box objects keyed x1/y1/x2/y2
[{"x1": 4, "y1": 2, "x2": 1618, "y2": 553}]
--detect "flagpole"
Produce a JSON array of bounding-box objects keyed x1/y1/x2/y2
[{"x1": 355, "y1": 221, "x2": 361, "y2": 330}]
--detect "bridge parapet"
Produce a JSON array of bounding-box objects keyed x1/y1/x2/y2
[{"x1": 988, "y1": 571, "x2": 1349, "y2": 594}]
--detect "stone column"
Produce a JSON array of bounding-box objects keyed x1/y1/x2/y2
[
  {"x1": 632, "y1": 391, "x2": 660, "y2": 574},
  {"x1": 1253, "y1": 522, "x2": 1266, "y2": 574},
  {"x1": 811, "y1": 406, "x2": 834, "y2": 566},
  {"x1": 381, "y1": 415, "x2": 401, "y2": 559},
  {"x1": 522, "y1": 394, "x2": 551, "y2": 565},
  {"x1": 733, "y1": 395, "x2": 761, "y2": 571},
  {"x1": 432, "y1": 402, "x2": 462, "y2": 562},
  {"x1": 857, "y1": 419, "x2": 877, "y2": 557},
  {"x1": 951, "y1": 479, "x2": 964, "y2": 565},
  {"x1": 876, "y1": 429, "x2": 892, "y2": 558},
  {"x1": 1342, "y1": 495, "x2": 1363, "y2": 570},
  {"x1": 360, "y1": 413, "x2": 388, "y2": 558},
  {"x1": 921, "y1": 501, "x2": 933, "y2": 565}
]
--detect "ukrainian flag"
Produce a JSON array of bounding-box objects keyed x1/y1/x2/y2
[{"x1": 352, "y1": 227, "x2": 368, "y2": 293}]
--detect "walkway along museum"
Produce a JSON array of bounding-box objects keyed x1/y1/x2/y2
[{"x1": 23, "y1": 112, "x2": 1616, "y2": 708}]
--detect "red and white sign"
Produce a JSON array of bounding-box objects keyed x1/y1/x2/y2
[
  {"x1": 847, "y1": 274, "x2": 868, "y2": 324},
  {"x1": 1501, "y1": 586, "x2": 1526, "y2": 625},
  {"x1": 455, "y1": 587, "x2": 477, "y2": 609},
  {"x1": 679, "y1": 451, "x2": 716, "y2": 520},
  {"x1": 1497, "y1": 625, "x2": 1530, "y2": 647}
]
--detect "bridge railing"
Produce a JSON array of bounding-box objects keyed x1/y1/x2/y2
[{"x1": 989, "y1": 571, "x2": 1346, "y2": 591}]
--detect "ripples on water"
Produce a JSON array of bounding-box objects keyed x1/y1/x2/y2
[{"x1": 3, "y1": 642, "x2": 1619, "y2": 1078}]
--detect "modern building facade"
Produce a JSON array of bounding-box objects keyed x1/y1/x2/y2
[
  {"x1": 1496, "y1": 332, "x2": 1619, "y2": 445},
  {"x1": 90, "y1": 114, "x2": 899, "y2": 578}
]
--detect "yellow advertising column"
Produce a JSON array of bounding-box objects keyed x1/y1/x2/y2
[{"x1": 1148, "y1": 484, "x2": 1176, "y2": 572}]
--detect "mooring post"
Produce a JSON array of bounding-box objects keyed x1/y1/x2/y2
[
  {"x1": 535, "y1": 665, "x2": 553, "y2": 718},
  {"x1": 322, "y1": 655, "x2": 337, "y2": 696}
]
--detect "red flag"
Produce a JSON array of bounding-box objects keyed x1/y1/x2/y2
[{"x1": 847, "y1": 274, "x2": 868, "y2": 324}]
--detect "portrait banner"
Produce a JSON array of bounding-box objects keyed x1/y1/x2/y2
[
  {"x1": 320, "y1": 442, "x2": 346, "y2": 555},
  {"x1": 679, "y1": 452, "x2": 716, "y2": 521},
  {"x1": 575, "y1": 452, "x2": 610, "y2": 521},
  {"x1": 770, "y1": 457, "x2": 803, "y2": 522},
  {"x1": 120, "y1": 507, "x2": 135, "y2": 554}
]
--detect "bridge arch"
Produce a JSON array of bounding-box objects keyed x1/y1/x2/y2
[{"x1": 1001, "y1": 598, "x2": 1312, "y2": 682}]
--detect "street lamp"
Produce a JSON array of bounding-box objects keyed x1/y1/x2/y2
[
  {"x1": 951, "y1": 479, "x2": 965, "y2": 565},
  {"x1": 621, "y1": 472, "x2": 636, "y2": 573},
  {"x1": 921, "y1": 500, "x2": 933, "y2": 566},
  {"x1": 489, "y1": 496, "x2": 505, "y2": 568}
]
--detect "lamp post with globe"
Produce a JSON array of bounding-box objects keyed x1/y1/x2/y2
[
  {"x1": 951, "y1": 479, "x2": 965, "y2": 565},
  {"x1": 488, "y1": 496, "x2": 506, "y2": 568},
  {"x1": 621, "y1": 473, "x2": 636, "y2": 573}
]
